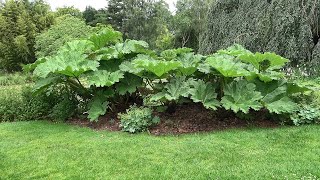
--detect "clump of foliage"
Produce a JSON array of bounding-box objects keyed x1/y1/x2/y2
[
  {"x1": 0, "y1": 73, "x2": 33, "y2": 86},
  {"x1": 0, "y1": 86, "x2": 24, "y2": 121},
  {"x1": 30, "y1": 27, "x2": 316, "y2": 128},
  {"x1": 30, "y1": 27, "x2": 149, "y2": 122},
  {"x1": 200, "y1": 0, "x2": 320, "y2": 76},
  {"x1": 54, "y1": 6, "x2": 82, "y2": 18},
  {"x1": 290, "y1": 83, "x2": 320, "y2": 126},
  {"x1": 172, "y1": 0, "x2": 213, "y2": 51},
  {"x1": 291, "y1": 105, "x2": 320, "y2": 126},
  {"x1": 0, "y1": 85, "x2": 79, "y2": 122},
  {"x1": 105, "y1": 0, "x2": 172, "y2": 49},
  {"x1": 118, "y1": 105, "x2": 160, "y2": 133},
  {"x1": 0, "y1": 0, "x2": 54, "y2": 72},
  {"x1": 35, "y1": 15, "x2": 94, "y2": 58}
]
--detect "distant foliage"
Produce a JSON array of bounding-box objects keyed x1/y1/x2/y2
[
  {"x1": 172, "y1": 0, "x2": 212, "y2": 51},
  {"x1": 106, "y1": 0, "x2": 172, "y2": 49},
  {"x1": 83, "y1": 6, "x2": 99, "y2": 26},
  {"x1": 201, "y1": 0, "x2": 320, "y2": 75},
  {"x1": 54, "y1": 6, "x2": 82, "y2": 18},
  {"x1": 35, "y1": 15, "x2": 94, "y2": 58},
  {"x1": 0, "y1": 0, "x2": 54, "y2": 72}
]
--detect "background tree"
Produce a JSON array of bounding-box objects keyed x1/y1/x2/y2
[
  {"x1": 106, "y1": 0, "x2": 126, "y2": 30},
  {"x1": 0, "y1": 0, "x2": 53, "y2": 72},
  {"x1": 35, "y1": 15, "x2": 94, "y2": 58},
  {"x1": 200, "y1": 0, "x2": 320, "y2": 75},
  {"x1": 55, "y1": 6, "x2": 82, "y2": 18},
  {"x1": 172, "y1": 0, "x2": 212, "y2": 52},
  {"x1": 106, "y1": 0, "x2": 172, "y2": 49},
  {"x1": 83, "y1": 6, "x2": 98, "y2": 26}
]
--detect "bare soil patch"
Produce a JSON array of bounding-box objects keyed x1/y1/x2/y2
[{"x1": 67, "y1": 104, "x2": 279, "y2": 135}]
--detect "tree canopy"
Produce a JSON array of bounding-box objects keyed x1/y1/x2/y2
[
  {"x1": 0, "y1": 0, "x2": 53, "y2": 72},
  {"x1": 200, "y1": 0, "x2": 320, "y2": 75}
]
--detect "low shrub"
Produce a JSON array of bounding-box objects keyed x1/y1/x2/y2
[
  {"x1": 0, "y1": 86, "x2": 24, "y2": 121},
  {"x1": 0, "y1": 73, "x2": 34, "y2": 86},
  {"x1": 118, "y1": 106, "x2": 160, "y2": 133},
  {"x1": 0, "y1": 85, "x2": 80, "y2": 122},
  {"x1": 290, "y1": 105, "x2": 320, "y2": 126}
]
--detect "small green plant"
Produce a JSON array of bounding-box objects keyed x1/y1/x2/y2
[
  {"x1": 118, "y1": 106, "x2": 160, "y2": 133},
  {"x1": 290, "y1": 105, "x2": 320, "y2": 126}
]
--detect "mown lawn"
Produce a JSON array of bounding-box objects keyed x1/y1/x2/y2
[{"x1": 0, "y1": 121, "x2": 320, "y2": 179}]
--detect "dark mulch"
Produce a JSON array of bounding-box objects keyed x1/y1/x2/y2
[{"x1": 67, "y1": 103, "x2": 279, "y2": 135}]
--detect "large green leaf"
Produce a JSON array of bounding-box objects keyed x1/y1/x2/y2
[
  {"x1": 221, "y1": 80, "x2": 263, "y2": 113},
  {"x1": 177, "y1": 53, "x2": 203, "y2": 76},
  {"x1": 189, "y1": 80, "x2": 220, "y2": 110},
  {"x1": 34, "y1": 41, "x2": 99, "y2": 78},
  {"x1": 117, "y1": 40, "x2": 149, "y2": 54},
  {"x1": 287, "y1": 81, "x2": 314, "y2": 94},
  {"x1": 116, "y1": 74, "x2": 143, "y2": 95},
  {"x1": 206, "y1": 54, "x2": 251, "y2": 77},
  {"x1": 87, "y1": 70, "x2": 124, "y2": 87},
  {"x1": 32, "y1": 76, "x2": 61, "y2": 94},
  {"x1": 87, "y1": 93, "x2": 110, "y2": 122},
  {"x1": 255, "y1": 80, "x2": 298, "y2": 114},
  {"x1": 150, "y1": 77, "x2": 190, "y2": 102},
  {"x1": 119, "y1": 61, "x2": 143, "y2": 74},
  {"x1": 264, "y1": 96, "x2": 297, "y2": 114},
  {"x1": 160, "y1": 47, "x2": 193, "y2": 60},
  {"x1": 89, "y1": 28, "x2": 122, "y2": 50},
  {"x1": 239, "y1": 52, "x2": 289, "y2": 70},
  {"x1": 97, "y1": 40, "x2": 149, "y2": 61},
  {"x1": 133, "y1": 55, "x2": 182, "y2": 77},
  {"x1": 257, "y1": 70, "x2": 286, "y2": 82}
]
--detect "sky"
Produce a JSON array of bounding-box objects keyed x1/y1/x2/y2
[{"x1": 46, "y1": 0, "x2": 177, "y2": 12}]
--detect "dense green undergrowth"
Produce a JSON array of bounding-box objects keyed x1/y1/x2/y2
[
  {"x1": 0, "y1": 73, "x2": 33, "y2": 86},
  {"x1": 1, "y1": 121, "x2": 320, "y2": 179}
]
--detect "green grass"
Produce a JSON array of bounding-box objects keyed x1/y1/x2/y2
[{"x1": 0, "y1": 121, "x2": 320, "y2": 179}]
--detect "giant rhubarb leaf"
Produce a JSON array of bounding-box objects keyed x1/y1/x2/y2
[
  {"x1": 189, "y1": 80, "x2": 220, "y2": 110},
  {"x1": 217, "y1": 44, "x2": 252, "y2": 57},
  {"x1": 150, "y1": 77, "x2": 190, "y2": 102},
  {"x1": 206, "y1": 54, "x2": 251, "y2": 77},
  {"x1": 133, "y1": 55, "x2": 182, "y2": 77},
  {"x1": 239, "y1": 52, "x2": 289, "y2": 70},
  {"x1": 255, "y1": 80, "x2": 298, "y2": 114},
  {"x1": 87, "y1": 92, "x2": 111, "y2": 122},
  {"x1": 34, "y1": 40, "x2": 99, "y2": 78},
  {"x1": 177, "y1": 53, "x2": 203, "y2": 76},
  {"x1": 87, "y1": 70, "x2": 124, "y2": 87},
  {"x1": 89, "y1": 28, "x2": 122, "y2": 50},
  {"x1": 116, "y1": 74, "x2": 143, "y2": 95},
  {"x1": 221, "y1": 80, "x2": 263, "y2": 113}
]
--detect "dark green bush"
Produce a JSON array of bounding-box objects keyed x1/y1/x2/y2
[
  {"x1": 118, "y1": 106, "x2": 160, "y2": 133},
  {"x1": 0, "y1": 86, "x2": 23, "y2": 121},
  {"x1": 200, "y1": 0, "x2": 320, "y2": 75},
  {"x1": 0, "y1": 85, "x2": 79, "y2": 122}
]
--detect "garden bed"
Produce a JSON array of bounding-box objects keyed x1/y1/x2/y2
[{"x1": 68, "y1": 104, "x2": 279, "y2": 135}]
